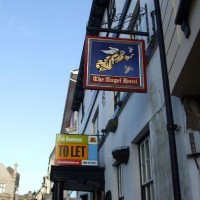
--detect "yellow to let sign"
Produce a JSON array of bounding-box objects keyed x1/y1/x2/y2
[{"x1": 56, "y1": 143, "x2": 88, "y2": 160}]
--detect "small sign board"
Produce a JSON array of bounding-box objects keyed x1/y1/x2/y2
[
  {"x1": 84, "y1": 36, "x2": 147, "y2": 92},
  {"x1": 55, "y1": 134, "x2": 98, "y2": 166}
]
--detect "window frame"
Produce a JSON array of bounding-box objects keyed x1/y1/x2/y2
[
  {"x1": 0, "y1": 183, "x2": 6, "y2": 193},
  {"x1": 139, "y1": 136, "x2": 154, "y2": 200},
  {"x1": 117, "y1": 164, "x2": 124, "y2": 200},
  {"x1": 114, "y1": 91, "x2": 120, "y2": 110},
  {"x1": 92, "y1": 107, "x2": 99, "y2": 137}
]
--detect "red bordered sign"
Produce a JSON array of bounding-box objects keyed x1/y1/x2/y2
[{"x1": 84, "y1": 36, "x2": 147, "y2": 92}]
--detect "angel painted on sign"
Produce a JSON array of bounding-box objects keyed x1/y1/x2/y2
[{"x1": 96, "y1": 46, "x2": 134, "y2": 72}]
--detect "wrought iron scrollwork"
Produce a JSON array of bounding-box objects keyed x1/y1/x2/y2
[
  {"x1": 87, "y1": 4, "x2": 149, "y2": 39},
  {"x1": 101, "y1": 6, "x2": 146, "y2": 30}
]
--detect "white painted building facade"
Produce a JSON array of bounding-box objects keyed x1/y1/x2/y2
[{"x1": 68, "y1": 0, "x2": 200, "y2": 200}]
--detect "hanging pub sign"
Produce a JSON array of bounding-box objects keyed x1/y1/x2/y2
[
  {"x1": 55, "y1": 134, "x2": 98, "y2": 166},
  {"x1": 84, "y1": 36, "x2": 147, "y2": 92}
]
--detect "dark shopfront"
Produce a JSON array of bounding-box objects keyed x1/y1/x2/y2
[{"x1": 50, "y1": 165, "x2": 105, "y2": 200}]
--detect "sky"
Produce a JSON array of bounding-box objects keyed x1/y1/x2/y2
[{"x1": 0, "y1": 0, "x2": 92, "y2": 195}]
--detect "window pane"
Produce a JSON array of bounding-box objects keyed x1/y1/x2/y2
[
  {"x1": 140, "y1": 143, "x2": 146, "y2": 183},
  {"x1": 141, "y1": 143, "x2": 145, "y2": 163},
  {"x1": 92, "y1": 110, "x2": 99, "y2": 136},
  {"x1": 151, "y1": 184, "x2": 154, "y2": 200},
  {"x1": 118, "y1": 165, "x2": 124, "y2": 198},
  {"x1": 142, "y1": 163, "x2": 146, "y2": 183},
  {"x1": 139, "y1": 136, "x2": 154, "y2": 200},
  {"x1": 0, "y1": 183, "x2": 6, "y2": 193},
  {"x1": 147, "y1": 159, "x2": 152, "y2": 180},
  {"x1": 146, "y1": 184, "x2": 151, "y2": 200},
  {"x1": 145, "y1": 139, "x2": 150, "y2": 158}
]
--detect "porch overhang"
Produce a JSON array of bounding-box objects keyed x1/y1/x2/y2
[{"x1": 50, "y1": 165, "x2": 105, "y2": 192}]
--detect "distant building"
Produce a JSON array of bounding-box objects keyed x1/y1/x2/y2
[
  {"x1": 49, "y1": 70, "x2": 79, "y2": 200},
  {"x1": 0, "y1": 163, "x2": 20, "y2": 200},
  {"x1": 17, "y1": 191, "x2": 33, "y2": 200}
]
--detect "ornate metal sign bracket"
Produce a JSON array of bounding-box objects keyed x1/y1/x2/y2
[{"x1": 86, "y1": 4, "x2": 150, "y2": 41}]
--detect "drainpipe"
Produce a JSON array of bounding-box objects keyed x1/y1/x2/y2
[{"x1": 153, "y1": 0, "x2": 182, "y2": 199}]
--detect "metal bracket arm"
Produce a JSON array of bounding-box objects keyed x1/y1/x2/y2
[{"x1": 87, "y1": 26, "x2": 149, "y2": 37}]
